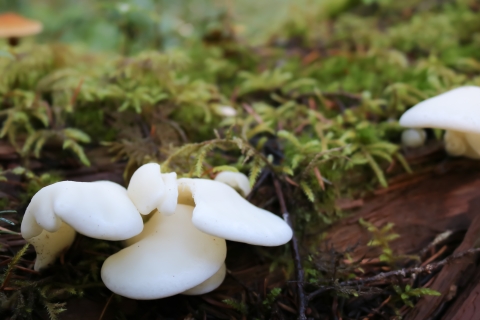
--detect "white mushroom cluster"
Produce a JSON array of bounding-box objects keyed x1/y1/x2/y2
[
  {"x1": 21, "y1": 164, "x2": 293, "y2": 299},
  {"x1": 400, "y1": 86, "x2": 480, "y2": 158}
]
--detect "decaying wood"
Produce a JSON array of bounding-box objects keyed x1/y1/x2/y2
[
  {"x1": 406, "y1": 212, "x2": 480, "y2": 320},
  {"x1": 307, "y1": 247, "x2": 480, "y2": 302},
  {"x1": 323, "y1": 159, "x2": 480, "y2": 319},
  {"x1": 441, "y1": 263, "x2": 480, "y2": 320},
  {"x1": 325, "y1": 160, "x2": 480, "y2": 259}
]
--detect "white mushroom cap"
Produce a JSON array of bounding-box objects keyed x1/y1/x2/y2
[
  {"x1": 127, "y1": 163, "x2": 178, "y2": 216},
  {"x1": 401, "y1": 128, "x2": 426, "y2": 148},
  {"x1": 157, "y1": 172, "x2": 178, "y2": 215},
  {"x1": 127, "y1": 163, "x2": 165, "y2": 215},
  {"x1": 21, "y1": 181, "x2": 143, "y2": 241},
  {"x1": 182, "y1": 263, "x2": 226, "y2": 295},
  {"x1": 214, "y1": 171, "x2": 251, "y2": 196},
  {"x1": 101, "y1": 204, "x2": 226, "y2": 299},
  {"x1": 217, "y1": 106, "x2": 237, "y2": 117},
  {"x1": 27, "y1": 222, "x2": 75, "y2": 271},
  {"x1": 399, "y1": 86, "x2": 480, "y2": 133},
  {"x1": 21, "y1": 180, "x2": 144, "y2": 271},
  {"x1": 177, "y1": 178, "x2": 292, "y2": 246}
]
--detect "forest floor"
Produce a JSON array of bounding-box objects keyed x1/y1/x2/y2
[{"x1": 2, "y1": 0, "x2": 480, "y2": 319}]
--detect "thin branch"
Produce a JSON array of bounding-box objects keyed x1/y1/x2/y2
[
  {"x1": 322, "y1": 91, "x2": 362, "y2": 101},
  {"x1": 242, "y1": 103, "x2": 264, "y2": 124},
  {"x1": 98, "y1": 293, "x2": 114, "y2": 320},
  {"x1": 273, "y1": 178, "x2": 307, "y2": 320},
  {"x1": 307, "y1": 247, "x2": 480, "y2": 301},
  {"x1": 70, "y1": 78, "x2": 84, "y2": 108}
]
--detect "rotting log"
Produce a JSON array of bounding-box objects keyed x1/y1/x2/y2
[
  {"x1": 406, "y1": 212, "x2": 480, "y2": 320},
  {"x1": 441, "y1": 261, "x2": 480, "y2": 320},
  {"x1": 324, "y1": 159, "x2": 480, "y2": 319},
  {"x1": 325, "y1": 160, "x2": 480, "y2": 259}
]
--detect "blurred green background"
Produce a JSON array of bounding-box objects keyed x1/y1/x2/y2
[{"x1": 0, "y1": 0, "x2": 325, "y2": 53}]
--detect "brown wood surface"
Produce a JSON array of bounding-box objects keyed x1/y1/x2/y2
[
  {"x1": 324, "y1": 159, "x2": 480, "y2": 319},
  {"x1": 442, "y1": 262, "x2": 480, "y2": 320},
  {"x1": 406, "y1": 212, "x2": 480, "y2": 320}
]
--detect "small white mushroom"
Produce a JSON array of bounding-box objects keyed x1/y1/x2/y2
[
  {"x1": 127, "y1": 163, "x2": 178, "y2": 215},
  {"x1": 399, "y1": 86, "x2": 480, "y2": 158},
  {"x1": 177, "y1": 178, "x2": 293, "y2": 246},
  {"x1": 217, "y1": 105, "x2": 237, "y2": 117},
  {"x1": 214, "y1": 171, "x2": 251, "y2": 196},
  {"x1": 182, "y1": 263, "x2": 227, "y2": 295},
  {"x1": 401, "y1": 128, "x2": 426, "y2": 148},
  {"x1": 21, "y1": 180, "x2": 143, "y2": 271},
  {"x1": 101, "y1": 204, "x2": 227, "y2": 300}
]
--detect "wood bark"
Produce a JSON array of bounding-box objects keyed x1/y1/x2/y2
[{"x1": 324, "y1": 160, "x2": 480, "y2": 319}]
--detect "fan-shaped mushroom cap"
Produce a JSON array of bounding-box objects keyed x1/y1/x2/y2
[
  {"x1": 157, "y1": 172, "x2": 178, "y2": 215},
  {"x1": 127, "y1": 163, "x2": 165, "y2": 215},
  {"x1": 182, "y1": 263, "x2": 226, "y2": 295},
  {"x1": 400, "y1": 86, "x2": 480, "y2": 158},
  {"x1": 21, "y1": 181, "x2": 143, "y2": 240},
  {"x1": 177, "y1": 178, "x2": 292, "y2": 246},
  {"x1": 21, "y1": 180, "x2": 143, "y2": 271},
  {"x1": 214, "y1": 171, "x2": 251, "y2": 196},
  {"x1": 399, "y1": 86, "x2": 480, "y2": 133},
  {"x1": 101, "y1": 204, "x2": 226, "y2": 299},
  {"x1": 127, "y1": 163, "x2": 178, "y2": 215},
  {"x1": 0, "y1": 13, "x2": 42, "y2": 38}
]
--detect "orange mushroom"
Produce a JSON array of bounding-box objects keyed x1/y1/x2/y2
[{"x1": 0, "y1": 12, "x2": 42, "y2": 46}]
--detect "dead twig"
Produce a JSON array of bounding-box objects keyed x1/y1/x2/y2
[
  {"x1": 98, "y1": 293, "x2": 114, "y2": 320},
  {"x1": 242, "y1": 103, "x2": 264, "y2": 124},
  {"x1": 307, "y1": 247, "x2": 480, "y2": 301},
  {"x1": 273, "y1": 177, "x2": 307, "y2": 320}
]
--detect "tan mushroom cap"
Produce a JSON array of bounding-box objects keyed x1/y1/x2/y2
[{"x1": 0, "y1": 13, "x2": 43, "y2": 38}]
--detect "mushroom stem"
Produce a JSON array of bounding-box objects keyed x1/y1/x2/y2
[
  {"x1": 444, "y1": 130, "x2": 480, "y2": 159},
  {"x1": 463, "y1": 131, "x2": 480, "y2": 158},
  {"x1": 27, "y1": 222, "x2": 76, "y2": 271},
  {"x1": 7, "y1": 37, "x2": 19, "y2": 47}
]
